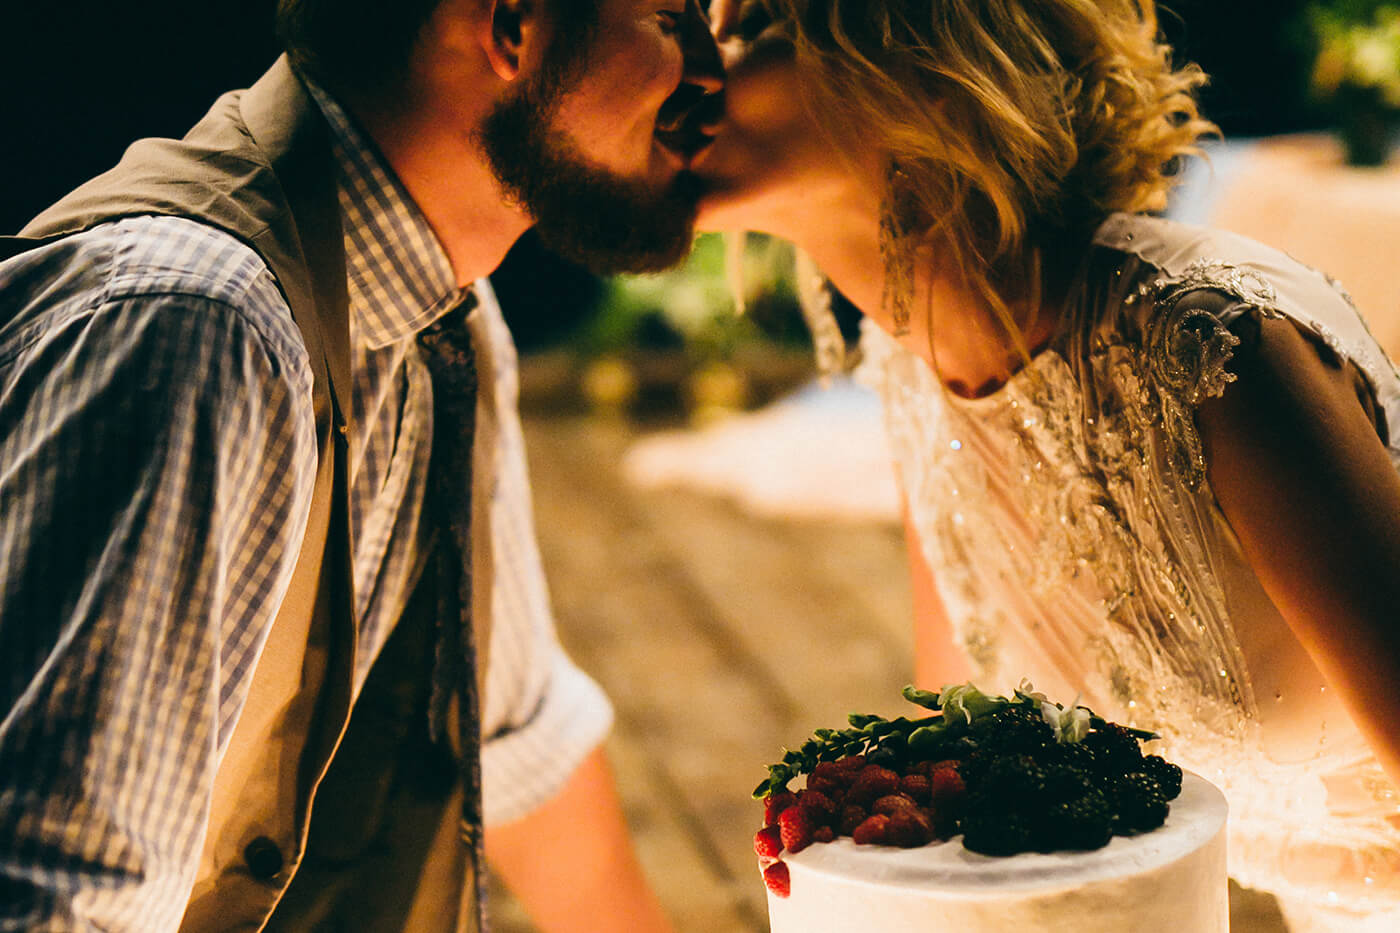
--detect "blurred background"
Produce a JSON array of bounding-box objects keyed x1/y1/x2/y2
[{"x1": 4, "y1": 2, "x2": 1398, "y2": 930}]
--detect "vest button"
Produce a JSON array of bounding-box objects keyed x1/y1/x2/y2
[{"x1": 243, "y1": 836, "x2": 284, "y2": 882}]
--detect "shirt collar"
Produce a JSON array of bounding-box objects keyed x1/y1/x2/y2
[{"x1": 301, "y1": 75, "x2": 466, "y2": 348}]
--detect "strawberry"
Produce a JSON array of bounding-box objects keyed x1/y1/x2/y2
[
  {"x1": 806, "y1": 772, "x2": 844, "y2": 799},
  {"x1": 754, "y1": 825, "x2": 783, "y2": 859},
  {"x1": 810, "y1": 760, "x2": 860, "y2": 799},
  {"x1": 763, "y1": 860, "x2": 791, "y2": 897},
  {"x1": 899, "y1": 773, "x2": 932, "y2": 804},
  {"x1": 815, "y1": 758, "x2": 862, "y2": 784},
  {"x1": 796, "y1": 789, "x2": 837, "y2": 825},
  {"x1": 852, "y1": 813, "x2": 892, "y2": 845},
  {"x1": 839, "y1": 804, "x2": 868, "y2": 836},
  {"x1": 886, "y1": 809, "x2": 935, "y2": 848},
  {"x1": 872, "y1": 793, "x2": 919, "y2": 816},
  {"x1": 764, "y1": 791, "x2": 798, "y2": 827},
  {"x1": 906, "y1": 760, "x2": 935, "y2": 778},
  {"x1": 911, "y1": 758, "x2": 961, "y2": 778},
  {"x1": 813, "y1": 825, "x2": 836, "y2": 844},
  {"x1": 779, "y1": 804, "x2": 816, "y2": 853},
  {"x1": 930, "y1": 766, "x2": 966, "y2": 804},
  {"x1": 908, "y1": 758, "x2": 957, "y2": 778},
  {"x1": 848, "y1": 766, "x2": 901, "y2": 805}
]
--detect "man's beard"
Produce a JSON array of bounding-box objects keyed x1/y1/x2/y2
[{"x1": 480, "y1": 67, "x2": 700, "y2": 274}]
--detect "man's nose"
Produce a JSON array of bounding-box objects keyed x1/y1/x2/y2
[{"x1": 679, "y1": 0, "x2": 725, "y2": 95}]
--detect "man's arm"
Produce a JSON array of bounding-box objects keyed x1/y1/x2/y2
[
  {"x1": 485, "y1": 747, "x2": 675, "y2": 933},
  {"x1": 0, "y1": 226, "x2": 317, "y2": 929}
]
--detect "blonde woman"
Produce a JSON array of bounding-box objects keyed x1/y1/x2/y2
[{"x1": 695, "y1": 1, "x2": 1400, "y2": 928}]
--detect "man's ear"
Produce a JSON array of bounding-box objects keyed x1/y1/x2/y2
[{"x1": 481, "y1": 0, "x2": 542, "y2": 82}]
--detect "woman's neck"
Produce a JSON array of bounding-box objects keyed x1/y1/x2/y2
[
  {"x1": 806, "y1": 224, "x2": 1068, "y2": 399},
  {"x1": 724, "y1": 168, "x2": 1075, "y2": 398}
]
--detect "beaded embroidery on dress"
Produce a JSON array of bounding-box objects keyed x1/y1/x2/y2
[{"x1": 857, "y1": 213, "x2": 1400, "y2": 930}]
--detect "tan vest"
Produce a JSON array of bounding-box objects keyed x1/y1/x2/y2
[{"x1": 4, "y1": 57, "x2": 484, "y2": 933}]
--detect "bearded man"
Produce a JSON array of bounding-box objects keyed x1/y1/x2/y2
[{"x1": 0, "y1": 1, "x2": 723, "y2": 930}]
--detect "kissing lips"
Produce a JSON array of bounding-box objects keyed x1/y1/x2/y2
[
  {"x1": 655, "y1": 85, "x2": 725, "y2": 169},
  {"x1": 655, "y1": 126, "x2": 715, "y2": 169}
]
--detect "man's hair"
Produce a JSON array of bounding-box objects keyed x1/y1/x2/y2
[
  {"x1": 276, "y1": 0, "x2": 600, "y2": 95},
  {"x1": 764, "y1": 0, "x2": 1216, "y2": 317}
]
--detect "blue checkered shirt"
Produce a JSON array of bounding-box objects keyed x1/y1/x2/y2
[{"x1": 0, "y1": 79, "x2": 611, "y2": 930}]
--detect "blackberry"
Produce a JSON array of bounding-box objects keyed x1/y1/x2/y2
[
  {"x1": 1050, "y1": 740, "x2": 1099, "y2": 773},
  {"x1": 971, "y1": 706, "x2": 1054, "y2": 756},
  {"x1": 1040, "y1": 762, "x2": 1095, "y2": 800},
  {"x1": 1033, "y1": 789, "x2": 1115, "y2": 851},
  {"x1": 955, "y1": 749, "x2": 994, "y2": 787},
  {"x1": 962, "y1": 806, "x2": 1034, "y2": 856},
  {"x1": 1112, "y1": 772, "x2": 1169, "y2": 833},
  {"x1": 1083, "y1": 723, "x2": 1143, "y2": 774},
  {"x1": 1138, "y1": 755, "x2": 1183, "y2": 799},
  {"x1": 972, "y1": 754, "x2": 1047, "y2": 798}
]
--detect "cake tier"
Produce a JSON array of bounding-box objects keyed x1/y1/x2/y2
[{"x1": 767, "y1": 770, "x2": 1228, "y2": 932}]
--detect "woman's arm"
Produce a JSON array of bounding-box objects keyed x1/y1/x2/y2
[
  {"x1": 1197, "y1": 312, "x2": 1400, "y2": 785},
  {"x1": 905, "y1": 509, "x2": 976, "y2": 690}
]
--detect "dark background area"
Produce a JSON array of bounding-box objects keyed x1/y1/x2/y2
[
  {"x1": 3, "y1": 1, "x2": 282, "y2": 234},
  {"x1": 0, "y1": 0, "x2": 1324, "y2": 349},
  {"x1": 1159, "y1": 0, "x2": 1320, "y2": 137}
]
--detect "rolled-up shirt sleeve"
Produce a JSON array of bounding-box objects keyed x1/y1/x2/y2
[
  {"x1": 480, "y1": 646, "x2": 614, "y2": 826},
  {"x1": 0, "y1": 219, "x2": 317, "y2": 930}
]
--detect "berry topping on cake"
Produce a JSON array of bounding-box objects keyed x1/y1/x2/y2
[
  {"x1": 1111, "y1": 772, "x2": 1171, "y2": 834},
  {"x1": 753, "y1": 681, "x2": 1185, "y2": 892},
  {"x1": 1083, "y1": 722, "x2": 1145, "y2": 772},
  {"x1": 928, "y1": 765, "x2": 966, "y2": 804},
  {"x1": 1139, "y1": 754, "x2": 1184, "y2": 798},
  {"x1": 898, "y1": 773, "x2": 931, "y2": 803},
  {"x1": 764, "y1": 791, "x2": 798, "y2": 827},
  {"x1": 839, "y1": 804, "x2": 868, "y2": 836},
  {"x1": 796, "y1": 789, "x2": 838, "y2": 824},
  {"x1": 885, "y1": 808, "x2": 935, "y2": 848},
  {"x1": 872, "y1": 793, "x2": 919, "y2": 816},
  {"x1": 779, "y1": 804, "x2": 817, "y2": 853},
  {"x1": 852, "y1": 813, "x2": 893, "y2": 845},
  {"x1": 755, "y1": 825, "x2": 783, "y2": 859},
  {"x1": 847, "y1": 766, "x2": 900, "y2": 806},
  {"x1": 762, "y1": 860, "x2": 791, "y2": 897}
]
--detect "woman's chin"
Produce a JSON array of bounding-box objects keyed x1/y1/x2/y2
[
  {"x1": 694, "y1": 182, "x2": 773, "y2": 235},
  {"x1": 694, "y1": 193, "x2": 747, "y2": 234}
]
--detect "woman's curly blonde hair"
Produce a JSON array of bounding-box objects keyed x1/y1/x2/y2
[{"x1": 766, "y1": 0, "x2": 1216, "y2": 325}]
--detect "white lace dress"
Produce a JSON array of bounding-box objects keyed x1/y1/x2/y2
[{"x1": 858, "y1": 213, "x2": 1400, "y2": 931}]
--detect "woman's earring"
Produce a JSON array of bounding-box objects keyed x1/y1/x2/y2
[
  {"x1": 726, "y1": 232, "x2": 749, "y2": 316},
  {"x1": 795, "y1": 248, "x2": 846, "y2": 384},
  {"x1": 880, "y1": 163, "x2": 915, "y2": 337}
]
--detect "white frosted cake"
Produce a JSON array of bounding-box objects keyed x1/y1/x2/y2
[{"x1": 766, "y1": 770, "x2": 1227, "y2": 933}]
